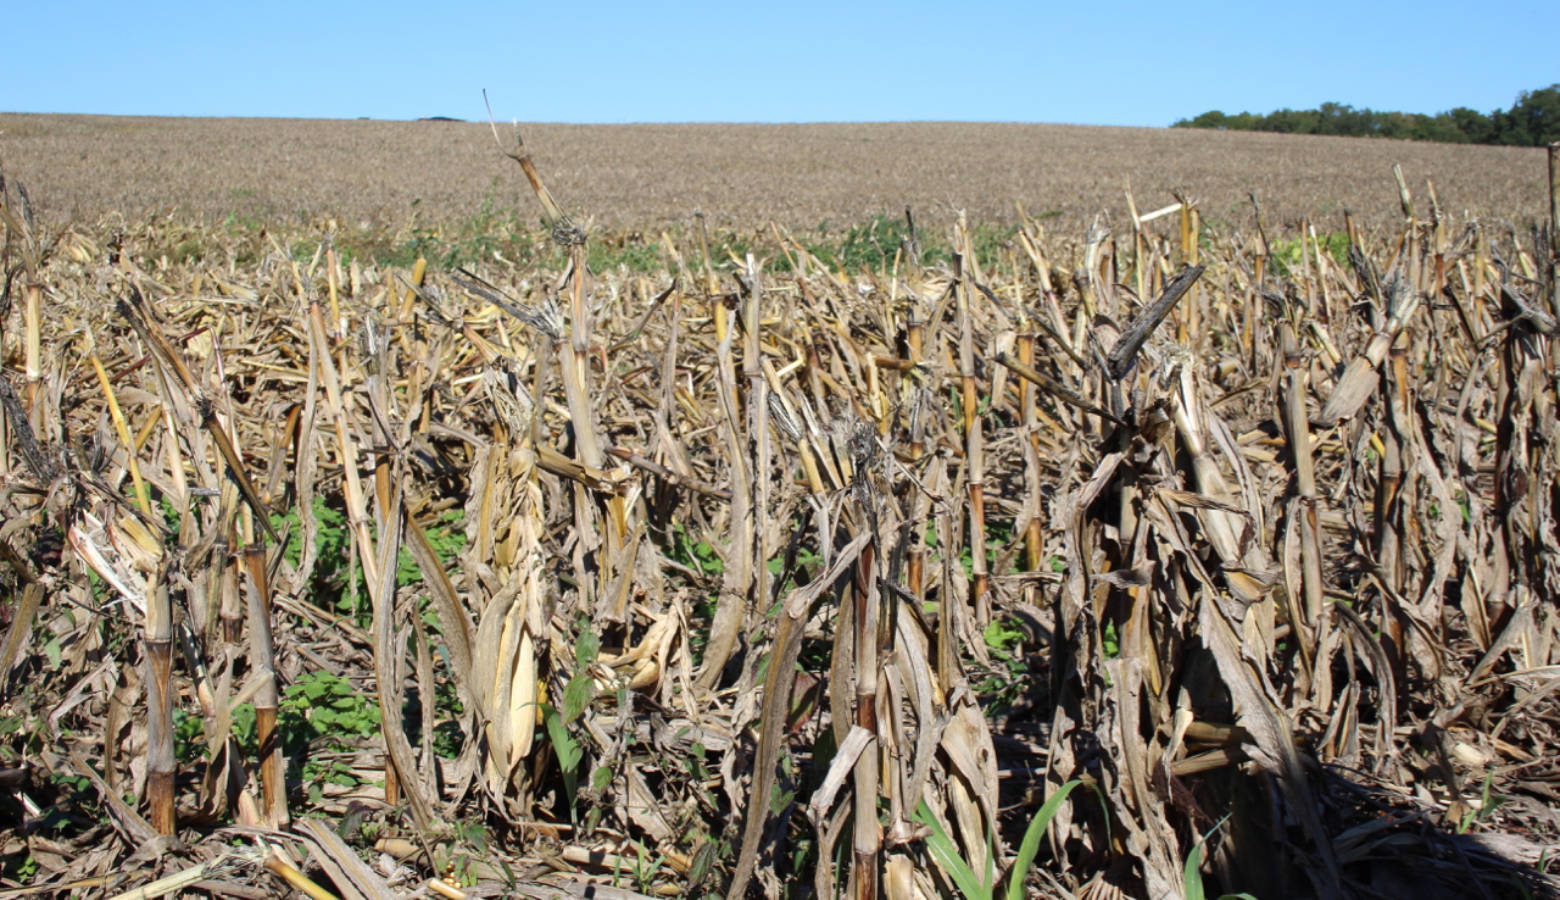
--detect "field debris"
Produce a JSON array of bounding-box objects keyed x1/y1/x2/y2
[{"x1": 1, "y1": 137, "x2": 1559, "y2": 899}]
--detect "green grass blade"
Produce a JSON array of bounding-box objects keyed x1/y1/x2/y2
[
  {"x1": 1184, "y1": 814, "x2": 1251, "y2": 900},
  {"x1": 1184, "y1": 837, "x2": 1207, "y2": 900},
  {"x1": 1005, "y1": 778, "x2": 1082, "y2": 900},
  {"x1": 914, "y1": 798, "x2": 992, "y2": 900}
]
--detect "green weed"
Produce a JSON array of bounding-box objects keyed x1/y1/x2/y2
[
  {"x1": 177, "y1": 671, "x2": 381, "y2": 802},
  {"x1": 975, "y1": 616, "x2": 1035, "y2": 714},
  {"x1": 1457, "y1": 773, "x2": 1507, "y2": 834},
  {"x1": 1269, "y1": 231, "x2": 1349, "y2": 277},
  {"x1": 670, "y1": 524, "x2": 725, "y2": 579},
  {"x1": 540, "y1": 625, "x2": 602, "y2": 824},
  {"x1": 282, "y1": 670, "x2": 381, "y2": 743},
  {"x1": 1183, "y1": 816, "x2": 1258, "y2": 900},
  {"x1": 913, "y1": 778, "x2": 1082, "y2": 900},
  {"x1": 266, "y1": 501, "x2": 463, "y2": 630}
]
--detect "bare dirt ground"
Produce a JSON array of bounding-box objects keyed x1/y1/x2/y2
[{"x1": 0, "y1": 113, "x2": 1548, "y2": 234}]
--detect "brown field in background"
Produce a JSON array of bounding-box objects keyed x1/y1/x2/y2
[{"x1": 0, "y1": 113, "x2": 1548, "y2": 234}]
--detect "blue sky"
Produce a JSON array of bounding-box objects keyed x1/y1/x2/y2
[{"x1": 4, "y1": 1, "x2": 1554, "y2": 126}]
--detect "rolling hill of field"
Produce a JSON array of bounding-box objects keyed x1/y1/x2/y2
[{"x1": 0, "y1": 113, "x2": 1548, "y2": 235}]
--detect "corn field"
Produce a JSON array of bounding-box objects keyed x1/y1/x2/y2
[{"x1": 0, "y1": 135, "x2": 1558, "y2": 899}]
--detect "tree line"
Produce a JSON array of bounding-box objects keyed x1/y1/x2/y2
[{"x1": 1173, "y1": 84, "x2": 1559, "y2": 146}]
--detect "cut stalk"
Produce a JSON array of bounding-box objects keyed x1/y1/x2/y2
[
  {"x1": 1106, "y1": 264, "x2": 1206, "y2": 380},
  {"x1": 1280, "y1": 323, "x2": 1321, "y2": 624},
  {"x1": 697, "y1": 281, "x2": 754, "y2": 689},
  {"x1": 23, "y1": 283, "x2": 40, "y2": 422},
  {"x1": 1016, "y1": 333, "x2": 1044, "y2": 573},
  {"x1": 89, "y1": 355, "x2": 152, "y2": 517},
  {"x1": 906, "y1": 365, "x2": 930, "y2": 601},
  {"x1": 143, "y1": 574, "x2": 176, "y2": 835},
  {"x1": 904, "y1": 306, "x2": 930, "y2": 596},
  {"x1": 1125, "y1": 178, "x2": 1146, "y2": 303},
  {"x1": 745, "y1": 256, "x2": 772, "y2": 642},
  {"x1": 241, "y1": 544, "x2": 288, "y2": 828},
  {"x1": 849, "y1": 427, "x2": 882, "y2": 900},
  {"x1": 1392, "y1": 162, "x2": 1414, "y2": 221},
  {"x1": 1279, "y1": 322, "x2": 1320, "y2": 681},
  {"x1": 1550, "y1": 142, "x2": 1559, "y2": 310},
  {"x1": 1177, "y1": 195, "x2": 1200, "y2": 345},
  {"x1": 490, "y1": 104, "x2": 629, "y2": 618},
  {"x1": 307, "y1": 298, "x2": 435, "y2": 830},
  {"x1": 955, "y1": 225, "x2": 989, "y2": 624}
]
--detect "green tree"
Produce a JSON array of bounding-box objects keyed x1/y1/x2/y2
[
  {"x1": 1446, "y1": 107, "x2": 1491, "y2": 143},
  {"x1": 1491, "y1": 107, "x2": 1529, "y2": 145},
  {"x1": 1316, "y1": 102, "x2": 1371, "y2": 137},
  {"x1": 1172, "y1": 84, "x2": 1557, "y2": 147},
  {"x1": 1377, "y1": 112, "x2": 1413, "y2": 139},
  {"x1": 1507, "y1": 84, "x2": 1560, "y2": 145},
  {"x1": 1265, "y1": 108, "x2": 1320, "y2": 134}
]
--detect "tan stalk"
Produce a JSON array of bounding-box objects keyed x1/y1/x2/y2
[
  {"x1": 368, "y1": 455, "x2": 439, "y2": 833},
  {"x1": 1125, "y1": 178, "x2": 1146, "y2": 304},
  {"x1": 1314, "y1": 278, "x2": 1420, "y2": 427},
  {"x1": 143, "y1": 571, "x2": 176, "y2": 835},
  {"x1": 398, "y1": 256, "x2": 428, "y2": 324},
  {"x1": 1248, "y1": 192, "x2": 1273, "y2": 362},
  {"x1": 1309, "y1": 222, "x2": 1333, "y2": 311},
  {"x1": 558, "y1": 248, "x2": 617, "y2": 594},
  {"x1": 1392, "y1": 162, "x2": 1414, "y2": 221},
  {"x1": 727, "y1": 526, "x2": 872, "y2": 900},
  {"x1": 848, "y1": 426, "x2": 883, "y2": 900},
  {"x1": 1550, "y1": 142, "x2": 1560, "y2": 312},
  {"x1": 1296, "y1": 219, "x2": 1316, "y2": 313},
  {"x1": 745, "y1": 255, "x2": 773, "y2": 633},
  {"x1": 1016, "y1": 333, "x2": 1043, "y2": 571},
  {"x1": 1279, "y1": 323, "x2": 1321, "y2": 678},
  {"x1": 1169, "y1": 361, "x2": 1268, "y2": 603},
  {"x1": 262, "y1": 848, "x2": 342, "y2": 900},
  {"x1": 955, "y1": 222, "x2": 990, "y2": 624},
  {"x1": 1176, "y1": 194, "x2": 1201, "y2": 345},
  {"x1": 23, "y1": 282, "x2": 40, "y2": 421},
  {"x1": 307, "y1": 301, "x2": 376, "y2": 591},
  {"x1": 90, "y1": 355, "x2": 152, "y2": 516},
  {"x1": 306, "y1": 299, "x2": 435, "y2": 829},
  {"x1": 200, "y1": 400, "x2": 280, "y2": 543},
  {"x1": 1375, "y1": 343, "x2": 1406, "y2": 597},
  {"x1": 0, "y1": 582, "x2": 43, "y2": 680},
  {"x1": 697, "y1": 274, "x2": 755, "y2": 690},
  {"x1": 241, "y1": 544, "x2": 288, "y2": 828},
  {"x1": 901, "y1": 287, "x2": 930, "y2": 597},
  {"x1": 490, "y1": 107, "x2": 628, "y2": 618}
]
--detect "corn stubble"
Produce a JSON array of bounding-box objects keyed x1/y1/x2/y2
[{"x1": 0, "y1": 139, "x2": 1558, "y2": 900}]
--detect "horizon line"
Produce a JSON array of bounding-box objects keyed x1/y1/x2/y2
[{"x1": 0, "y1": 110, "x2": 1175, "y2": 129}]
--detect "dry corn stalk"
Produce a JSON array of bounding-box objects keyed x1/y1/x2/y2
[{"x1": 4, "y1": 152, "x2": 1559, "y2": 900}]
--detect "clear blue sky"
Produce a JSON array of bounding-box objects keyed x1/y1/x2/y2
[{"x1": 5, "y1": 0, "x2": 1554, "y2": 126}]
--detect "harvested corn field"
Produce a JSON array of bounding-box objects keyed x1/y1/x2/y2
[
  {"x1": 0, "y1": 113, "x2": 1548, "y2": 233},
  {"x1": 0, "y1": 121, "x2": 1558, "y2": 899}
]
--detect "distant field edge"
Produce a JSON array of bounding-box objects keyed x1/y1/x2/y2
[{"x1": 0, "y1": 111, "x2": 1548, "y2": 234}]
